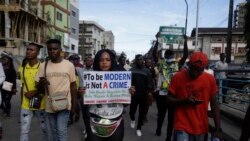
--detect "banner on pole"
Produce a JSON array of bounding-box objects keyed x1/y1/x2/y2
[{"x1": 159, "y1": 26, "x2": 184, "y2": 44}]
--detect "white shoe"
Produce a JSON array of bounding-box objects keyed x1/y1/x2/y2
[
  {"x1": 136, "y1": 130, "x2": 142, "y2": 137},
  {"x1": 82, "y1": 130, "x2": 87, "y2": 138},
  {"x1": 130, "y1": 120, "x2": 135, "y2": 128}
]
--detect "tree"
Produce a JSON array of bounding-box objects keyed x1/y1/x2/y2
[{"x1": 245, "y1": 1, "x2": 250, "y2": 63}]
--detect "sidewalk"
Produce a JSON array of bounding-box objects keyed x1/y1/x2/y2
[{"x1": 209, "y1": 104, "x2": 246, "y2": 141}]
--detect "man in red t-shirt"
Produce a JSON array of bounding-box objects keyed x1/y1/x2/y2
[{"x1": 167, "y1": 52, "x2": 222, "y2": 141}]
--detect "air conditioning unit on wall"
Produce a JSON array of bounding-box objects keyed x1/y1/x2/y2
[
  {"x1": 14, "y1": 39, "x2": 24, "y2": 48},
  {"x1": 6, "y1": 40, "x2": 15, "y2": 48}
]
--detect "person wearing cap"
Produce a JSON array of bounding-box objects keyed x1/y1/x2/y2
[
  {"x1": 129, "y1": 54, "x2": 153, "y2": 137},
  {"x1": 0, "y1": 61, "x2": 5, "y2": 139},
  {"x1": 80, "y1": 56, "x2": 93, "y2": 139},
  {"x1": 166, "y1": 52, "x2": 222, "y2": 141},
  {"x1": 19, "y1": 43, "x2": 51, "y2": 141},
  {"x1": 68, "y1": 54, "x2": 84, "y2": 125}
]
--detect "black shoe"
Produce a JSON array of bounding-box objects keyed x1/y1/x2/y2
[
  {"x1": 223, "y1": 101, "x2": 229, "y2": 104},
  {"x1": 68, "y1": 120, "x2": 73, "y2": 126},
  {"x1": 75, "y1": 115, "x2": 80, "y2": 122},
  {"x1": 155, "y1": 129, "x2": 161, "y2": 136}
]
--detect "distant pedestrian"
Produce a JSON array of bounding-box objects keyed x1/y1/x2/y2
[
  {"x1": 81, "y1": 56, "x2": 93, "y2": 139},
  {"x1": 215, "y1": 53, "x2": 228, "y2": 104},
  {"x1": 129, "y1": 54, "x2": 152, "y2": 137},
  {"x1": 144, "y1": 58, "x2": 156, "y2": 122},
  {"x1": 68, "y1": 54, "x2": 84, "y2": 126},
  {"x1": 166, "y1": 52, "x2": 222, "y2": 141},
  {"x1": 0, "y1": 53, "x2": 16, "y2": 118},
  {"x1": 117, "y1": 54, "x2": 127, "y2": 71}
]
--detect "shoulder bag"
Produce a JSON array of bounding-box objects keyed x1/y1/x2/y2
[
  {"x1": 23, "y1": 63, "x2": 42, "y2": 109},
  {"x1": 44, "y1": 60, "x2": 69, "y2": 112}
]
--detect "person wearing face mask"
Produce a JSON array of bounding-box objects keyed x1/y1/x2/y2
[{"x1": 153, "y1": 33, "x2": 188, "y2": 141}]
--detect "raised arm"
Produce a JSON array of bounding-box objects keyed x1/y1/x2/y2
[
  {"x1": 152, "y1": 32, "x2": 160, "y2": 64},
  {"x1": 178, "y1": 35, "x2": 188, "y2": 69}
]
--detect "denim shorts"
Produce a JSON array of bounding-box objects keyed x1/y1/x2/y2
[{"x1": 174, "y1": 130, "x2": 208, "y2": 141}]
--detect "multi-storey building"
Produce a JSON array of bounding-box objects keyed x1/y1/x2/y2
[
  {"x1": 0, "y1": 0, "x2": 47, "y2": 58},
  {"x1": 234, "y1": 2, "x2": 247, "y2": 28},
  {"x1": 69, "y1": 0, "x2": 79, "y2": 55},
  {"x1": 79, "y1": 20, "x2": 106, "y2": 59},
  {"x1": 191, "y1": 28, "x2": 246, "y2": 62},
  {"x1": 103, "y1": 31, "x2": 114, "y2": 50},
  {"x1": 41, "y1": 0, "x2": 70, "y2": 57}
]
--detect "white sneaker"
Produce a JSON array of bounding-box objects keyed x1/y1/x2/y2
[
  {"x1": 136, "y1": 130, "x2": 142, "y2": 137},
  {"x1": 130, "y1": 120, "x2": 135, "y2": 128},
  {"x1": 82, "y1": 130, "x2": 87, "y2": 138}
]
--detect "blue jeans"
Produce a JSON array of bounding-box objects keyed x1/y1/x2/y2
[
  {"x1": 47, "y1": 110, "x2": 70, "y2": 141},
  {"x1": 20, "y1": 109, "x2": 50, "y2": 141},
  {"x1": 174, "y1": 130, "x2": 208, "y2": 141}
]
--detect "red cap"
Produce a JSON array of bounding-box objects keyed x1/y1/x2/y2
[{"x1": 189, "y1": 52, "x2": 208, "y2": 69}]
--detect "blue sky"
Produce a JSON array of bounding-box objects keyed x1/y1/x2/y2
[{"x1": 79, "y1": 0, "x2": 246, "y2": 60}]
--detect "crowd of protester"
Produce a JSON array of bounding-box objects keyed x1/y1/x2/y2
[{"x1": 0, "y1": 34, "x2": 249, "y2": 141}]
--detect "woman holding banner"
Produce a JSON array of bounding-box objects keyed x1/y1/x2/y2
[{"x1": 80, "y1": 49, "x2": 135, "y2": 141}]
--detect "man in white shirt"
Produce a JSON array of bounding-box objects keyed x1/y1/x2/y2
[{"x1": 215, "y1": 53, "x2": 228, "y2": 103}]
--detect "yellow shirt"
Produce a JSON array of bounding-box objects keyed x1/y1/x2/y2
[{"x1": 20, "y1": 62, "x2": 46, "y2": 110}]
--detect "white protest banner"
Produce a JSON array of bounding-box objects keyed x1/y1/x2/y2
[{"x1": 83, "y1": 71, "x2": 131, "y2": 105}]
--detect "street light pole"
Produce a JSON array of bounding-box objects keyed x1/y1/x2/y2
[
  {"x1": 195, "y1": 0, "x2": 200, "y2": 51},
  {"x1": 184, "y1": 0, "x2": 188, "y2": 35}
]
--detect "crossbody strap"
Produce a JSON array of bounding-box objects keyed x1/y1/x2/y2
[
  {"x1": 44, "y1": 60, "x2": 49, "y2": 96},
  {"x1": 22, "y1": 62, "x2": 40, "y2": 92}
]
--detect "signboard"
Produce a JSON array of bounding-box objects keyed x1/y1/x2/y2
[
  {"x1": 83, "y1": 71, "x2": 131, "y2": 105},
  {"x1": 159, "y1": 26, "x2": 185, "y2": 44}
]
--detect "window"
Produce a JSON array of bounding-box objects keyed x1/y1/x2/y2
[
  {"x1": 56, "y1": 11, "x2": 62, "y2": 21},
  {"x1": 238, "y1": 48, "x2": 246, "y2": 53},
  {"x1": 212, "y1": 47, "x2": 221, "y2": 54},
  {"x1": 71, "y1": 28, "x2": 76, "y2": 34},
  {"x1": 192, "y1": 41, "x2": 198, "y2": 46},
  {"x1": 71, "y1": 10, "x2": 76, "y2": 17},
  {"x1": 55, "y1": 35, "x2": 62, "y2": 41},
  {"x1": 71, "y1": 44, "x2": 75, "y2": 50},
  {"x1": 224, "y1": 47, "x2": 235, "y2": 53}
]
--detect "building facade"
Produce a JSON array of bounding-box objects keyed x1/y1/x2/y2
[
  {"x1": 79, "y1": 20, "x2": 107, "y2": 59},
  {"x1": 234, "y1": 2, "x2": 247, "y2": 28},
  {"x1": 191, "y1": 28, "x2": 246, "y2": 62},
  {"x1": 102, "y1": 31, "x2": 114, "y2": 50},
  {"x1": 69, "y1": 0, "x2": 79, "y2": 55},
  {"x1": 41, "y1": 0, "x2": 70, "y2": 57},
  {"x1": 0, "y1": 0, "x2": 47, "y2": 59}
]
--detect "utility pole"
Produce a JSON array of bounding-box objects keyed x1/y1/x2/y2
[
  {"x1": 184, "y1": 0, "x2": 188, "y2": 35},
  {"x1": 195, "y1": 0, "x2": 199, "y2": 51},
  {"x1": 226, "y1": 0, "x2": 234, "y2": 63}
]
